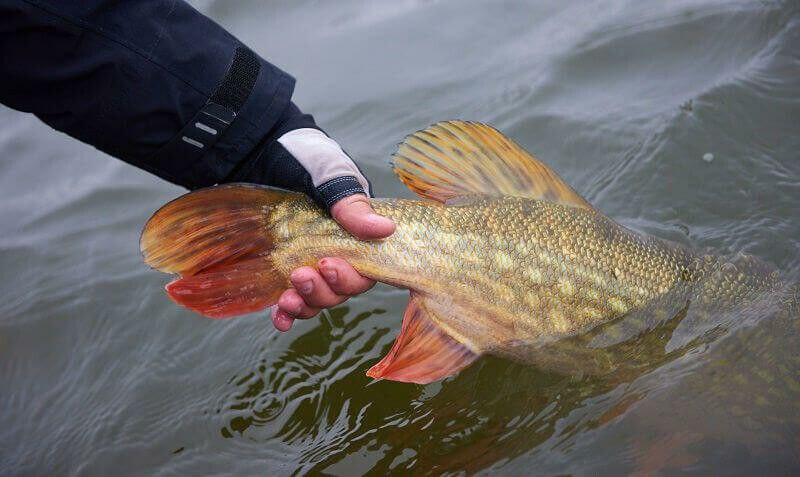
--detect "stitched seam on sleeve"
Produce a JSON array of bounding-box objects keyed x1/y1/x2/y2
[
  {"x1": 23, "y1": 0, "x2": 212, "y2": 100},
  {"x1": 146, "y1": 0, "x2": 178, "y2": 58},
  {"x1": 318, "y1": 176, "x2": 358, "y2": 192},
  {"x1": 324, "y1": 187, "x2": 363, "y2": 207}
]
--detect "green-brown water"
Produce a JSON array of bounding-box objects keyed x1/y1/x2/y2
[{"x1": 2, "y1": 1, "x2": 799, "y2": 475}]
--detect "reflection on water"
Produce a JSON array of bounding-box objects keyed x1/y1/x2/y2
[
  {"x1": 220, "y1": 283, "x2": 798, "y2": 475},
  {"x1": 219, "y1": 307, "x2": 390, "y2": 441}
]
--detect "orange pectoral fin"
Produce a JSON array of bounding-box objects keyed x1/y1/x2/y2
[{"x1": 367, "y1": 294, "x2": 478, "y2": 384}]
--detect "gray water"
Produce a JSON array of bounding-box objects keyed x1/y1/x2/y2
[{"x1": 2, "y1": 1, "x2": 799, "y2": 475}]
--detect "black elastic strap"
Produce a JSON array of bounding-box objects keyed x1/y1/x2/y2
[
  {"x1": 210, "y1": 47, "x2": 260, "y2": 112},
  {"x1": 159, "y1": 47, "x2": 261, "y2": 176},
  {"x1": 316, "y1": 176, "x2": 368, "y2": 209}
]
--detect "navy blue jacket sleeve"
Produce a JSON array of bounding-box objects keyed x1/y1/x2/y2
[{"x1": 0, "y1": 0, "x2": 305, "y2": 190}]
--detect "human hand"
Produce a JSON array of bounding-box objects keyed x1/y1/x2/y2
[{"x1": 267, "y1": 128, "x2": 395, "y2": 331}]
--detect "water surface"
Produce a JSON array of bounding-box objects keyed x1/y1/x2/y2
[{"x1": 1, "y1": 0, "x2": 799, "y2": 475}]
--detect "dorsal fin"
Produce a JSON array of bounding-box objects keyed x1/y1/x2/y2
[
  {"x1": 366, "y1": 293, "x2": 478, "y2": 384},
  {"x1": 392, "y1": 120, "x2": 593, "y2": 210}
]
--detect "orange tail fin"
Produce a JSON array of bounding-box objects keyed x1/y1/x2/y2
[{"x1": 140, "y1": 184, "x2": 295, "y2": 319}]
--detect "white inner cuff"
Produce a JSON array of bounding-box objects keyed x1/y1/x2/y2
[{"x1": 277, "y1": 128, "x2": 370, "y2": 193}]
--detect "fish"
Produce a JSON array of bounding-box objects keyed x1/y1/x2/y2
[{"x1": 139, "y1": 120, "x2": 788, "y2": 384}]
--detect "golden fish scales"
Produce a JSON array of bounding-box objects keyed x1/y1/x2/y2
[{"x1": 140, "y1": 121, "x2": 787, "y2": 384}]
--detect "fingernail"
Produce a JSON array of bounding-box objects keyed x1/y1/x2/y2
[
  {"x1": 321, "y1": 267, "x2": 338, "y2": 284},
  {"x1": 297, "y1": 280, "x2": 313, "y2": 295},
  {"x1": 272, "y1": 310, "x2": 293, "y2": 332}
]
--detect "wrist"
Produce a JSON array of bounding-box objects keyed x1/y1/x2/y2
[
  {"x1": 224, "y1": 102, "x2": 372, "y2": 210},
  {"x1": 277, "y1": 128, "x2": 370, "y2": 195}
]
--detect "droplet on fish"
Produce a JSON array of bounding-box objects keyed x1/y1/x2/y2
[{"x1": 702, "y1": 153, "x2": 714, "y2": 162}]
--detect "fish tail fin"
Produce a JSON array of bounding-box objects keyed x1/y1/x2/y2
[{"x1": 140, "y1": 184, "x2": 294, "y2": 319}]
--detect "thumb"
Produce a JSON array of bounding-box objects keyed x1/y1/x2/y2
[{"x1": 330, "y1": 194, "x2": 395, "y2": 241}]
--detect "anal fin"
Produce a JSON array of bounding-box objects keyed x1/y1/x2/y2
[{"x1": 367, "y1": 293, "x2": 478, "y2": 384}]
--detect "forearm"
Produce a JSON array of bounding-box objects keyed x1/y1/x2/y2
[{"x1": 0, "y1": 0, "x2": 294, "y2": 189}]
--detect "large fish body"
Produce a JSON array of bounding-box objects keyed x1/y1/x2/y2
[
  {"x1": 140, "y1": 121, "x2": 785, "y2": 383},
  {"x1": 277, "y1": 196, "x2": 701, "y2": 344}
]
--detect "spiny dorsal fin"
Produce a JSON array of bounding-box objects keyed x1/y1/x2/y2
[
  {"x1": 392, "y1": 120, "x2": 593, "y2": 210},
  {"x1": 366, "y1": 292, "x2": 478, "y2": 384}
]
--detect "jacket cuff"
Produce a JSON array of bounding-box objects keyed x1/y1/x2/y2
[
  {"x1": 153, "y1": 46, "x2": 295, "y2": 189},
  {"x1": 226, "y1": 132, "x2": 369, "y2": 211},
  {"x1": 222, "y1": 101, "x2": 317, "y2": 185}
]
